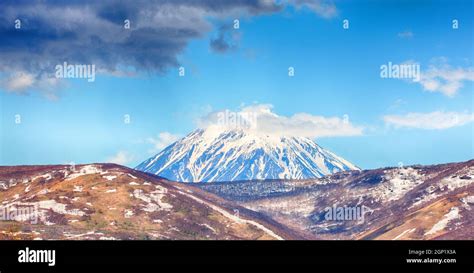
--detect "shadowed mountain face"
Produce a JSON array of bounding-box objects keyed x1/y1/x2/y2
[
  {"x1": 0, "y1": 164, "x2": 296, "y2": 240},
  {"x1": 196, "y1": 160, "x2": 474, "y2": 240},
  {"x1": 136, "y1": 128, "x2": 359, "y2": 182}
]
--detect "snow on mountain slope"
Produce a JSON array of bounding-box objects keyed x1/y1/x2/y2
[
  {"x1": 0, "y1": 164, "x2": 295, "y2": 240},
  {"x1": 136, "y1": 128, "x2": 359, "y2": 182},
  {"x1": 198, "y1": 160, "x2": 474, "y2": 239}
]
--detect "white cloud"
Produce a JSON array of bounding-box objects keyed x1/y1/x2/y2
[
  {"x1": 418, "y1": 63, "x2": 474, "y2": 97},
  {"x1": 147, "y1": 132, "x2": 181, "y2": 153},
  {"x1": 107, "y1": 151, "x2": 134, "y2": 165},
  {"x1": 3, "y1": 72, "x2": 35, "y2": 92},
  {"x1": 384, "y1": 111, "x2": 474, "y2": 130},
  {"x1": 198, "y1": 104, "x2": 363, "y2": 138},
  {"x1": 288, "y1": 0, "x2": 338, "y2": 18},
  {"x1": 1, "y1": 71, "x2": 63, "y2": 99}
]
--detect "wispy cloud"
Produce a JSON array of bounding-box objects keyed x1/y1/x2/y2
[
  {"x1": 198, "y1": 104, "x2": 363, "y2": 138},
  {"x1": 1, "y1": 71, "x2": 63, "y2": 100},
  {"x1": 418, "y1": 63, "x2": 474, "y2": 97},
  {"x1": 147, "y1": 132, "x2": 182, "y2": 153},
  {"x1": 393, "y1": 59, "x2": 474, "y2": 96},
  {"x1": 107, "y1": 151, "x2": 134, "y2": 165},
  {"x1": 288, "y1": 0, "x2": 338, "y2": 18},
  {"x1": 2, "y1": 72, "x2": 35, "y2": 92},
  {"x1": 384, "y1": 111, "x2": 474, "y2": 130}
]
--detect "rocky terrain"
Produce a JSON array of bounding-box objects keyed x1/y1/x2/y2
[
  {"x1": 0, "y1": 164, "x2": 297, "y2": 240},
  {"x1": 1, "y1": 160, "x2": 472, "y2": 240},
  {"x1": 197, "y1": 160, "x2": 474, "y2": 240}
]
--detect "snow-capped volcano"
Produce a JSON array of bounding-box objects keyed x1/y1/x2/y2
[{"x1": 136, "y1": 128, "x2": 359, "y2": 182}]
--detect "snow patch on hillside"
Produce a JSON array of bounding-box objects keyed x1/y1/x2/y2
[
  {"x1": 65, "y1": 165, "x2": 108, "y2": 181},
  {"x1": 369, "y1": 168, "x2": 424, "y2": 202},
  {"x1": 132, "y1": 188, "x2": 173, "y2": 212},
  {"x1": 425, "y1": 207, "x2": 461, "y2": 236}
]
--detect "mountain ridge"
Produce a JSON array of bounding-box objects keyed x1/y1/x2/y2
[
  {"x1": 0, "y1": 160, "x2": 472, "y2": 240},
  {"x1": 136, "y1": 128, "x2": 359, "y2": 182},
  {"x1": 195, "y1": 159, "x2": 474, "y2": 239},
  {"x1": 0, "y1": 163, "x2": 298, "y2": 240}
]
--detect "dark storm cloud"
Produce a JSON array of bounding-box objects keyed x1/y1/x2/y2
[
  {"x1": 0, "y1": 0, "x2": 335, "y2": 94},
  {"x1": 0, "y1": 1, "x2": 278, "y2": 74},
  {"x1": 210, "y1": 24, "x2": 239, "y2": 54}
]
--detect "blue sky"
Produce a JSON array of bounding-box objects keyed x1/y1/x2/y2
[{"x1": 0, "y1": 0, "x2": 473, "y2": 169}]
